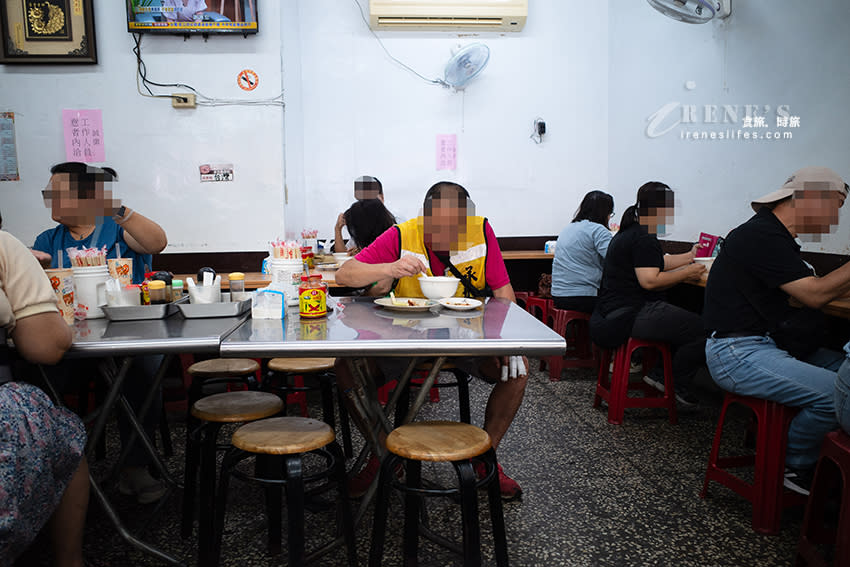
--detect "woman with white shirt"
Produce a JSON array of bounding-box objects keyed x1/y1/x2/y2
[{"x1": 551, "y1": 190, "x2": 614, "y2": 314}]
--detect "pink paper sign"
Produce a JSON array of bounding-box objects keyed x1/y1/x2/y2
[
  {"x1": 436, "y1": 134, "x2": 457, "y2": 170},
  {"x1": 63, "y1": 109, "x2": 105, "y2": 163}
]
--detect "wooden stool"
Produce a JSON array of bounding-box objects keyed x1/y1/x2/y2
[
  {"x1": 211, "y1": 417, "x2": 357, "y2": 567},
  {"x1": 186, "y1": 357, "x2": 260, "y2": 408},
  {"x1": 181, "y1": 390, "x2": 283, "y2": 564},
  {"x1": 593, "y1": 338, "x2": 677, "y2": 425},
  {"x1": 796, "y1": 430, "x2": 850, "y2": 565},
  {"x1": 546, "y1": 308, "x2": 595, "y2": 381},
  {"x1": 369, "y1": 421, "x2": 509, "y2": 567},
  {"x1": 700, "y1": 393, "x2": 806, "y2": 535},
  {"x1": 265, "y1": 357, "x2": 352, "y2": 457}
]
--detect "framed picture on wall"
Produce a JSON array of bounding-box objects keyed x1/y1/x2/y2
[{"x1": 0, "y1": 0, "x2": 97, "y2": 64}]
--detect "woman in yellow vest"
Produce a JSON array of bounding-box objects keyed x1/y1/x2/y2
[{"x1": 336, "y1": 181, "x2": 527, "y2": 501}]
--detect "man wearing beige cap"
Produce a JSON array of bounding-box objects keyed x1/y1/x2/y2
[{"x1": 703, "y1": 166, "x2": 849, "y2": 495}]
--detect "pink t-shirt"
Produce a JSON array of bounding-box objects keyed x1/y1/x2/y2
[{"x1": 355, "y1": 220, "x2": 511, "y2": 291}]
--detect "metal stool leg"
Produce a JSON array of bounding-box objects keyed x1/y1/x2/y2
[
  {"x1": 484, "y1": 450, "x2": 509, "y2": 567},
  {"x1": 260, "y1": 455, "x2": 283, "y2": 556},
  {"x1": 327, "y1": 442, "x2": 358, "y2": 566},
  {"x1": 284, "y1": 455, "x2": 306, "y2": 566},
  {"x1": 453, "y1": 369, "x2": 471, "y2": 424},
  {"x1": 455, "y1": 460, "x2": 482, "y2": 567},
  {"x1": 180, "y1": 422, "x2": 201, "y2": 539},
  {"x1": 369, "y1": 455, "x2": 397, "y2": 567},
  {"x1": 211, "y1": 448, "x2": 243, "y2": 567},
  {"x1": 197, "y1": 422, "x2": 223, "y2": 565},
  {"x1": 337, "y1": 388, "x2": 353, "y2": 458},
  {"x1": 403, "y1": 459, "x2": 422, "y2": 564}
]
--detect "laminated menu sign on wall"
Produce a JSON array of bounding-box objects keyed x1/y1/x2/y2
[
  {"x1": 436, "y1": 134, "x2": 457, "y2": 171},
  {"x1": 0, "y1": 112, "x2": 20, "y2": 181},
  {"x1": 63, "y1": 109, "x2": 105, "y2": 163}
]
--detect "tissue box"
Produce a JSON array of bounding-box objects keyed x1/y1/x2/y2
[
  {"x1": 252, "y1": 287, "x2": 286, "y2": 319},
  {"x1": 544, "y1": 241, "x2": 557, "y2": 254}
]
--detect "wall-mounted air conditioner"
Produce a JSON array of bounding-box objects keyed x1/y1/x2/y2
[{"x1": 369, "y1": 0, "x2": 527, "y2": 32}]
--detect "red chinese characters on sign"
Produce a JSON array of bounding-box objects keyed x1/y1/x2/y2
[{"x1": 62, "y1": 109, "x2": 105, "y2": 163}]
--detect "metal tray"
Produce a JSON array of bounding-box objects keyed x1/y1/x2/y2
[
  {"x1": 102, "y1": 297, "x2": 187, "y2": 321},
  {"x1": 177, "y1": 298, "x2": 252, "y2": 319}
]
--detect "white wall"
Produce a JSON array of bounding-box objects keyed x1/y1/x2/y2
[
  {"x1": 608, "y1": 1, "x2": 850, "y2": 253},
  {"x1": 283, "y1": 0, "x2": 609, "y2": 240},
  {"x1": 0, "y1": 0, "x2": 285, "y2": 252},
  {"x1": 3, "y1": 1, "x2": 850, "y2": 254}
]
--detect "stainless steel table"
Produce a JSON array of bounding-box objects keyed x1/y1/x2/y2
[
  {"x1": 222, "y1": 297, "x2": 566, "y2": 529},
  {"x1": 222, "y1": 297, "x2": 566, "y2": 358},
  {"x1": 44, "y1": 314, "x2": 250, "y2": 566}
]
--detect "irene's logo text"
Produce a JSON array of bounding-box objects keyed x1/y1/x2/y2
[{"x1": 646, "y1": 103, "x2": 800, "y2": 141}]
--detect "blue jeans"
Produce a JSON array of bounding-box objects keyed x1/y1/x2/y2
[
  {"x1": 836, "y1": 342, "x2": 850, "y2": 435},
  {"x1": 706, "y1": 335, "x2": 842, "y2": 469}
]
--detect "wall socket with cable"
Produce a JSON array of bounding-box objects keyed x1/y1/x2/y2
[{"x1": 172, "y1": 93, "x2": 196, "y2": 108}]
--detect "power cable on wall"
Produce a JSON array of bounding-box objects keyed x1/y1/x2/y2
[{"x1": 132, "y1": 33, "x2": 284, "y2": 107}]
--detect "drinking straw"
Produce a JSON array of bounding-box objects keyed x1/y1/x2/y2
[
  {"x1": 116, "y1": 241, "x2": 121, "y2": 259},
  {"x1": 57, "y1": 250, "x2": 62, "y2": 269}
]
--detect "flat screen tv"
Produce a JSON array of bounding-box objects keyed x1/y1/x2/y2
[{"x1": 127, "y1": 1, "x2": 258, "y2": 35}]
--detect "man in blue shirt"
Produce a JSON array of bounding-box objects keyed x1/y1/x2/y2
[{"x1": 33, "y1": 162, "x2": 167, "y2": 283}]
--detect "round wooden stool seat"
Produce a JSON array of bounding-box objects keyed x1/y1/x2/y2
[
  {"x1": 191, "y1": 391, "x2": 283, "y2": 423},
  {"x1": 268, "y1": 357, "x2": 336, "y2": 373},
  {"x1": 231, "y1": 417, "x2": 335, "y2": 455},
  {"x1": 386, "y1": 421, "x2": 492, "y2": 462},
  {"x1": 188, "y1": 357, "x2": 259, "y2": 378}
]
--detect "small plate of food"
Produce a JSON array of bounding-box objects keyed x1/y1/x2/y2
[
  {"x1": 438, "y1": 297, "x2": 483, "y2": 311},
  {"x1": 374, "y1": 296, "x2": 439, "y2": 312}
]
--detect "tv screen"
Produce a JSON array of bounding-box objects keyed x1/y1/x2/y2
[{"x1": 127, "y1": 1, "x2": 258, "y2": 35}]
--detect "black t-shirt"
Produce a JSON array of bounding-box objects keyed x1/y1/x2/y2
[
  {"x1": 703, "y1": 207, "x2": 814, "y2": 334},
  {"x1": 596, "y1": 223, "x2": 666, "y2": 315}
]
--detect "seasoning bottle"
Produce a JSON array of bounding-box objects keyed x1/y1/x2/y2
[
  {"x1": 152, "y1": 271, "x2": 174, "y2": 302},
  {"x1": 140, "y1": 279, "x2": 151, "y2": 305},
  {"x1": 229, "y1": 272, "x2": 246, "y2": 294},
  {"x1": 298, "y1": 274, "x2": 327, "y2": 318},
  {"x1": 148, "y1": 279, "x2": 168, "y2": 305},
  {"x1": 172, "y1": 279, "x2": 185, "y2": 299}
]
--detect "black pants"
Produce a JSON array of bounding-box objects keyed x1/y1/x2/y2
[
  {"x1": 552, "y1": 295, "x2": 597, "y2": 314},
  {"x1": 630, "y1": 300, "x2": 705, "y2": 391}
]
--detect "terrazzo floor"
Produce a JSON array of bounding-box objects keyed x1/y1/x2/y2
[{"x1": 19, "y1": 359, "x2": 807, "y2": 567}]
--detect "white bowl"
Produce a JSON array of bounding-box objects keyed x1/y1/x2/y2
[
  {"x1": 332, "y1": 252, "x2": 351, "y2": 263},
  {"x1": 417, "y1": 276, "x2": 460, "y2": 299},
  {"x1": 694, "y1": 257, "x2": 715, "y2": 269}
]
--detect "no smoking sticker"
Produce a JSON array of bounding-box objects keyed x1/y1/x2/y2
[{"x1": 237, "y1": 69, "x2": 258, "y2": 91}]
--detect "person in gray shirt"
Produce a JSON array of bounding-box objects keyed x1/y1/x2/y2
[{"x1": 551, "y1": 190, "x2": 614, "y2": 313}]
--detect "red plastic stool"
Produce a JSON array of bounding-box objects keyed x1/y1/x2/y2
[
  {"x1": 796, "y1": 429, "x2": 850, "y2": 565},
  {"x1": 546, "y1": 308, "x2": 595, "y2": 381},
  {"x1": 593, "y1": 338, "x2": 676, "y2": 425},
  {"x1": 700, "y1": 393, "x2": 806, "y2": 535},
  {"x1": 514, "y1": 291, "x2": 529, "y2": 309},
  {"x1": 524, "y1": 295, "x2": 551, "y2": 327}
]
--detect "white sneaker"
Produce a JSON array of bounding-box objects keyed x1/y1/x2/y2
[
  {"x1": 609, "y1": 362, "x2": 644, "y2": 374},
  {"x1": 119, "y1": 467, "x2": 168, "y2": 504},
  {"x1": 642, "y1": 375, "x2": 665, "y2": 393}
]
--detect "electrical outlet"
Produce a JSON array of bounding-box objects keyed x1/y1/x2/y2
[{"x1": 171, "y1": 93, "x2": 196, "y2": 109}]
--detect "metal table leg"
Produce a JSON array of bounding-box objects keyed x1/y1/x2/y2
[
  {"x1": 40, "y1": 360, "x2": 186, "y2": 566},
  {"x1": 113, "y1": 354, "x2": 178, "y2": 486}
]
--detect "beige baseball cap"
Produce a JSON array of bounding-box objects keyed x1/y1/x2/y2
[{"x1": 751, "y1": 166, "x2": 848, "y2": 212}]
